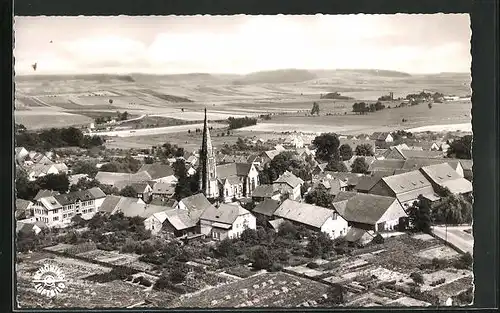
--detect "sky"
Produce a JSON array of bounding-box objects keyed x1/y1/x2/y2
[{"x1": 14, "y1": 14, "x2": 471, "y2": 75}]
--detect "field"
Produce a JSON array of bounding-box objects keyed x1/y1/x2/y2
[{"x1": 15, "y1": 70, "x2": 471, "y2": 133}]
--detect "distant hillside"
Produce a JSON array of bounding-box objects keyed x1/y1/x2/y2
[
  {"x1": 312, "y1": 69, "x2": 412, "y2": 78},
  {"x1": 232, "y1": 69, "x2": 317, "y2": 85},
  {"x1": 15, "y1": 74, "x2": 136, "y2": 83}
]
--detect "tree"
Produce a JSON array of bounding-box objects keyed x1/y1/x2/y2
[
  {"x1": 72, "y1": 161, "x2": 98, "y2": 178},
  {"x1": 311, "y1": 102, "x2": 320, "y2": 116},
  {"x1": 305, "y1": 185, "x2": 334, "y2": 208},
  {"x1": 169, "y1": 266, "x2": 187, "y2": 284},
  {"x1": 433, "y1": 194, "x2": 473, "y2": 225},
  {"x1": 259, "y1": 151, "x2": 312, "y2": 183},
  {"x1": 339, "y1": 144, "x2": 353, "y2": 161},
  {"x1": 251, "y1": 247, "x2": 273, "y2": 270},
  {"x1": 351, "y1": 157, "x2": 370, "y2": 174},
  {"x1": 100, "y1": 162, "x2": 120, "y2": 173},
  {"x1": 408, "y1": 196, "x2": 432, "y2": 233},
  {"x1": 352, "y1": 102, "x2": 368, "y2": 114},
  {"x1": 307, "y1": 232, "x2": 334, "y2": 258},
  {"x1": 277, "y1": 220, "x2": 299, "y2": 239},
  {"x1": 355, "y1": 144, "x2": 374, "y2": 156},
  {"x1": 410, "y1": 272, "x2": 424, "y2": 285},
  {"x1": 325, "y1": 160, "x2": 347, "y2": 172},
  {"x1": 312, "y1": 133, "x2": 340, "y2": 163},
  {"x1": 447, "y1": 135, "x2": 472, "y2": 159},
  {"x1": 144, "y1": 156, "x2": 154, "y2": 164},
  {"x1": 119, "y1": 186, "x2": 137, "y2": 198},
  {"x1": 70, "y1": 177, "x2": 101, "y2": 192},
  {"x1": 37, "y1": 173, "x2": 70, "y2": 193},
  {"x1": 326, "y1": 284, "x2": 345, "y2": 304}
]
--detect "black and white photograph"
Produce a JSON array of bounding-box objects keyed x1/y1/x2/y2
[{"x1": 13, "y1": 14, "x2": 474, "y2": 308}]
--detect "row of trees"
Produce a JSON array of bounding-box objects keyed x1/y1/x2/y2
[
  {"x1": 227, "y1": 117, "x2": 258, "y2": 130},
  {"x1": 16, "y1": 127, "x2": 103, "y2": 151},
  {"x1": 99, "y1": 156, "x2": 141, "y2": 173},
  {"x1": 447, "y1": 135, "x2": 472, "y2": 159},
  {"x1": 352, "y1": 101, "x2": 386, "y2": 114}
]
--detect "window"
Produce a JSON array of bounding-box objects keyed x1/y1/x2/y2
[{"x1": 53, "y1": 216, "x2": 59, "y2": 221}]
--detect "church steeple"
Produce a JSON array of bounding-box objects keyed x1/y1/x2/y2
[{"x1": 199, "y1": 108, "x2": 219, "y2": 199}]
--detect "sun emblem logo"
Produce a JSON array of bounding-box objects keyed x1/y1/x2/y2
[{"x1": 32, "y1": 263, "x2": 66, "y2": 298}]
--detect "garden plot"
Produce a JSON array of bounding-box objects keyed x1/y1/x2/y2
[
  {"x1": 417, "y1": 246, "x2": 459, "y2": 260},
  {"x1": 323, "y1": 272, "x2": 359, "y2": 284},
  {"x1": 386, "y1": 296, "x2": 432, "y2": 306},
  {"x1": 428, "y1": 276, "x2": 473, "y2": 303},
  {"x1": 43, "y1": 243, "x2": 75, "y2": 253},
  {"x1": 412, "y1": 233, "x2": 435, "y2": 241},
  {"x1": 421, "y1": 269, "x2": 472, "y2": 292},
  {"x1": 32, "y1": 257, "x2": 112, "y2": 279},
  {"x1": 346, "y1": 292, "x2": 394, "y2": 306},
  {"x1": 171, "y1": 272, "x2": 329, "y2": 308},
  {"x1": 356, "y1": 266, "x2": 407, "y2": 283}
]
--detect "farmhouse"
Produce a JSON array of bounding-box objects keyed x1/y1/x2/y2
[
  {"x1": 355, "y1": 176, "x2": 383, "y2": 194},
  {"x1": 332, "y1": 192, "x2": 407, "y2": 232},
  {"x1": 216, "y1": 163, "x2": 260, "y2": 202},
  {"x1": 317, "y1": 172, "x2": 364, "y2": 191},
  {"x1": 98, "y1": 195, "x2": 145, "y2": 215},
  {"x1": 311, "y1": 162, "x2": 328, "y2": 176},
  {"x1": 382, "y1": 146, "x2": 444, "y2": 160},
  {"x1": 137, "y1": 163, "x2": 177, "y2": 184},
  {"x1": 151, "y1": 183, "x2": 176, "y2": 200},
  {"x1": 419, "y1": 163, "x2": 473, "y2": 195},
  {"x1": 273, "y1": 199, "x2": 348, "y2": 239},
  {"x1": 251, "y1": 184, "x2": 281, "y2": 202},
  {"x1": 143, "y1": 211, "x2": 169, "y2": 235},
  {"x1": 162, "y1": 204, "x2": 205, "y2": 238},
  {"x1": 370, "y1": 132, "x2": 394, "y2": 145},
  {"x1": 117, "y1": 202, "x2": 167, "y2": 219},
  {"x1": 252, "y1": 199, "x2": 281, "y2": 218},
  {"x1": 200, "y1": 202, "x2": 256, "y2": 241},
  {"x1": 311, "y1": 175, "x2": 348, "y2": 197},
  {"x1": 25, "y1": 164, "x2": 59, "y2": 181},
  {"x1": 259, "y1": 150, "x2": 283, "y2": 165},
  {"x1": 32, "y1": 187, "x2": 106, "y2": 227},
  {"x1": 368, "y1": 170, "x2": 439, "y2": 208},
  {"x1": 23, "y1": 152, "x2": 53, "y2": 166},
  {"x1": 15, "y1": 147, "x2": 29, "y2": 162},
  {"x1": 114, "y1": 182, "x2": 152, "y2": 201},
  {"x1": 16, "y1": 221, "x2": 47, "y2": 235},
  {"x1": 15, "y1": 198, "x2": 34, "y2": 220},
  {"x1": 34, "y1": 189, "x2": 60, "y2": 201},
  {"x1": 402, "y1": 159, "x2": 464, "y2": 177},
  {"x1": 273, "y1": 171, "x2": 304, "y2": 201},
  {"x1": 176, "y1": 193, "x2": 215, "y2": 214},
  {"x1": 343, "y1": 156, "x2": 376, "y2": 171},
  {"x1": 369, "y1": 159, "x2": 406, "y2": 174}
]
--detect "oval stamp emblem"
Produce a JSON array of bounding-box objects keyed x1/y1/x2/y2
[{"x1": 32, "y1": 263, "x2": 66, "y2": 298}]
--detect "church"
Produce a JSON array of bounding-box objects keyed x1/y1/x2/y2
[{"x1": 198, "y1": 108, "x2": 260, "y2": 203}]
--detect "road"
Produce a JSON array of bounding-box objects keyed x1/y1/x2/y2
[
  {"x1": 432, "y1": 225, "x2": 473, "y2": 255},
  {"x1": 86, "y1": 123, "x2": 226, "y2": 137}
]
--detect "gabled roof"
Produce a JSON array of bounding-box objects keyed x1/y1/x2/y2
[
  {"x1": 137, "y1": 163, "x2": 175, "y2": 180},
  {"x1": 119, "y1": 203, "x2": 167, "y2": 219},
  {"x1": 381, "y1": 147, "x2": 406, "y2": 160},
  {"x1": 369, "y1": 159, "x2": 406, "y2": 172},
  {"x1": 40, "y1": 196, "x2": 62, "y2": 210},
  {"x1": 402, "y1": 159, "x2": 461, "y2": 172},
  {"x1": 152, "y1": 183, "x2": 175, "y2": 194},
  {"x1": 333, "y1": 192, "x2": 404, "y2": 225},
  {"x1": 380, "y1": 170, "x2": 436, "y2": 202},
  {"x1": 268, "y1": 218, "x2": 285, "y2": 231},
  {"x1": 54, "y1": 187, "x2": 106, "y2": 206},
  {"x1": 200, "y1": 202, "x2": 250, "y2": 225},
  {"x1": 370, "y1": 132, "x2": 391, "y2": 141},
  {"x1": 261, "y1": 150, "x2": 282, "y2": 160},
  {"x1": 252, "y1": 184, "x2": 279, "y2": 198},
  {"x1": 217, "y1": 163, "x2": 252, "y2": 179},
  {"x1": 150, "y1": 211, "x2": 169, "y2": 224},
  {"x1": 420, "y1": 163, "x2": 473, "y2": 194},
  {"x1": 459, "y1": 159, "x2": 473, "y2": 171},
  {"x1": 16, "y1": 199, "x2": 32, "y2": 212},
  {"x1": 220, "y1": 176, "x2": 243, "y2": 185},
  {"x1": 274, "y1": 199, "x2": 335, "y2": 229},
  {"x1": 344, "y1": 156, "x2": 376, "y2": 169},
  {"x1": 319, "y1": 172, "x2": 364, "y2": 186},
  {"x1": 253, "y1": 199, "x2": 281, "y2": 217},
  {"x1": 179, "y1": 193, "x2": 214, "y2": 213},
  {"x1": 164, "y1": 209, "x2": 199, "y2": 230},
  {"x1": 53, "y1": 163, "x2": 68, "y2": 172},
  {"x1": 339, "y1": 139, "x2": 376, "y2": 151},
  {"x1": 274, "y1": 171, "x2": 304, "y2": 188},
  {"x1": 34, "y1": 189, "x2": 60, "y2": 201},
  {"x1": 99, "y1": 195, "x2": 123, "y2": 213},
  {"x1": 95, "y1": 171, "x2": 152, "y2": 186},
  {"x1": 400, "y1": 150, "x2": 445, "y2": 159},
  {"x1": 28, "y1": 164, "x2": 57, "y2": 176},
  {"x1": 355, "y1": 176, "x2": 382, "y2": 192}
]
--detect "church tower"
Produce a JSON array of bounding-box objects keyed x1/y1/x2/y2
[{"x1": 199, "y1": 108, "x2": 219, "y2": 199}]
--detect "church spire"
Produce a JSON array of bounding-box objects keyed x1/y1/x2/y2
[{"x1": 199, "y1": 108, "x2": 219, "y2": 199}]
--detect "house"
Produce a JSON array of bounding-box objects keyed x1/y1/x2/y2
[
  {"x1": 186, "y1": 155, "x2": 198, "y2": 167},
  {"x1": 252, "y1": 199, "x2": 281, "y2": 218},
  {"x1": 402, "y1": 159, "x2": 464, "y2": 177},
  {"x1": 368, "y1": 170, "x2": 439, "y2": 209},
  {"x1": 16, "y1": 221, "x2": 46, "y2": 235},
  {"x1": 273, "y1": 171, "x2": 304, "y2": 201},
  {"x1": 69, "y1": 173, "x2": 89, "y2": 186},
  {"x1": 15, "y1": 147, "x2": 29, "y2": 162},
  {"x1": 216, "y1": 163, "x2": 260, "y2": 202},
  {"x1": 95, "y1": 171, "x2": 152, "y2": 187},
  {"x1": 144, "y1": 211, "x2": 169, "y2": 235},
  {"x1": 25, "y1": 164, "x2": 59, "y2": 181},
  {"x1": 200, "y1": 202, "x2": 256, "y2": 241},
  {"x1": 419, "y1": 163, "x2": 473, "y2": 195},
  {"x1": 33, "y1": 189, "x2": 60, "y2": 201},
  {"x1": 370, "y1": 132, "x2": 394, "y2": 145},
  {"x1": 176, "y1": 193, "x2": 215, "y2": 213},
  {"x1": 259, "y1": 150, "x2": 283, "y2": 165},
  {"x1": 150, "y1": 197, "x2": 178, "y2": 207},
  {"x1": 125, "y1": 182, "x2": 153, "y2": 202},
  {"x1": 273, "y1": 199, "x2": 348, "y2": 239},
  {"x1": 251, "y1": 184, "x2": 282, "y2": 202},
  {"x1": 369, "y1": 159, "x2": 406, "y2": 173},
  {"x1": 32, "y1": 187, "x2": 106, "y2": 227},
  {"x1": 355, "y1": 176, "x2": 383, "y2": 194},
  {"x1": 162, "y1": 209, "x2": 202, "y2": 238},
  {"x1": 24, "y1": 152, "x2": 53, "y2": 166},
  {"x1": 268, "y1": 218, "x2": 285, "y2": 232},
  {"x1": 316, "y1": 172, "x2": 364, "y2": 191},
  {"x1": 137, "y1": 163, "x2": 177, "y2": 184},
  {"x1": 15, "y1": 199, "x2": 34, "y2": 220},
  {"x1": 275, "y1": 144, "x2": 286, "y2": 151},
  {"x1": 118, "y1": 203, "x2": 168, "y2": 220},
  {"x1": 382, "y1": 146, "x2": 445, "y2": 160},
  {"x1": 343, "y1": 156, "x2": 376, "y2": 171},
  {"x1": 98, "y1": 195, "x2": 145, "y2": 215},
  {"x1": 332, "y1": 192, "x2": 407, "y2": 232},
  {"x1": 311, "y1": 176, "x2": 348, "y2": 197},
  {"x1": 186, "y1": 165, "x2": 197, "y2": 177},
  {"x1": 459, "y1": 160, "x2": 473, "y2": 181},
  {"x1": 152, "y1": 183, "x2": 176, "y2": 200},
  {"x1": 53, "y1": 163, "x2": 69, "y2": 174}
]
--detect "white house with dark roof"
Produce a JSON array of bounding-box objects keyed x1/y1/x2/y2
[
  {"x1": 273, "y1": 199, "x2": 348, "y2": 239},
  {"x1": 152, "y1": 182, "x2": 175, "y2": 200},
  {"x1": 200, "y1": 202, "x2": 256, "y2": 241},
  {"x1": 368, "y1": 170, "x2": 439, "y2": 209},
  {"x1": 216, "y1": 163, "x2": 260, "y2": 203},
  {"x1": 419, "y1": 163, "x2": 473, "y2": 195},
  {"x1": 273, "y1": 171, "x2": 304, "y2": 201},
  {"x1": 333, "y1": 192, "x2": 407, "y2": 232},
  {"x1": 176, "y1": 193, "x2": 215, "y2": 214},
  {"x1": 32, "y1": 187, "x2": 106, "y2": 227}
]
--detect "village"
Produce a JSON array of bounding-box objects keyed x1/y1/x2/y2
[{"x1": 13, "y1": 106, "x2": 474, "y2": 308}]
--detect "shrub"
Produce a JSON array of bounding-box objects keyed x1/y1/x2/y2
[
  {"x1": 306, "y1": 262, "x2": 320, "y2": 269},
  {"x1": 410, "y1": 272, "x2": 424, "y2": 285},
  {"x1": 431, "y1": 258, "x2": 448, "y2": 270},
  {"x1": 372, "y1": 234, "x2": 384, "y2": 244},
  {"x1": 251, "y1": 247, "x2": 273, "y2": 270},
  {"x1": 269, "y1": 263, "x2": 283, "y2": 272},
  {"x1": 454, "y1": 252, "x2": 473, "y2": 269},
  {"x1": 169, "y1": 267, "x2": 187, "y2": 284}
]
